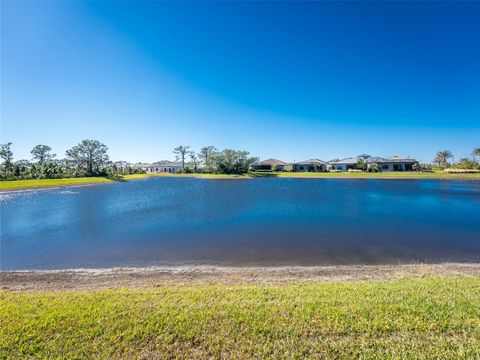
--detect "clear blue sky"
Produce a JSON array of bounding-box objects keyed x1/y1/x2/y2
[{"x1": 1, "y1": 1, "x2": 479, "y2": 163}]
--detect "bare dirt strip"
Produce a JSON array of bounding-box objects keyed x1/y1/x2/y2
[{"x1": 2, "y1": 263, "x2": 479, "y2": 291}]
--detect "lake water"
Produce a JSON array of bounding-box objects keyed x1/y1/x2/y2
[{"x1": 1, "y1": 178, "x2": 480, "y2": 270}]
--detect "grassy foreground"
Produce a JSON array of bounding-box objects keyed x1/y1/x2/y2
[{"x1": 1, "y1": 276, "x2": 479, "y2": 358}]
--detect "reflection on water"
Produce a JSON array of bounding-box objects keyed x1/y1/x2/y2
[{"x1": 1, "y1": 178, "x2": 480, "y2": 270}]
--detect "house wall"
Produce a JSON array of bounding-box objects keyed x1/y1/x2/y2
[
  {"x1": 331, "y1": 164, "x2": 348, "y2": 172},
  {"x1": 378, "y1": 163, "x2": 412, "y2": 172},
  {"x1": 255, "y1": 165, "x2": 273, "y2": 171},
  {"x1": 294, "y1": 164, "x2": 325, "y2": 172},
  {"x1": 152, "y1": 167, "x2": 180, "y2": 173},
  {"x1": 255, "y1": 164, "x2": 293, "y2": 171}
]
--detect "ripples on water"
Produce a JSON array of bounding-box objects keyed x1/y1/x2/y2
[{"x1": 1, "y1": 178, "x2": 479, "y2": 270}]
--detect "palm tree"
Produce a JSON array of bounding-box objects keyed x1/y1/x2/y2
[
  {"x1": 433, "y1": 150, "x2": 453, "y2": 167},
  {"x1": 173, "y1": 145, "x2": 190, "y2": 169}
]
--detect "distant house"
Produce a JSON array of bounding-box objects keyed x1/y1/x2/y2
[
  {"x1": 113, "y1": 161, "x2": 131, "y2": 171},
  {"x1": 328, "y1": 155, "x2": 417, "y2": 172},
  {"x1": 368, "y1": 156, "x2": 416, "y2": 172},
  {"x1": 253, "y1": 158, "x2": 292, "y2": 171},
  {"x1": 132, "y1": 160, "x2": 183, "y2": 173},
  {"x1": 294, "y1": 159, "x2": 326, "y2": 172},
  {"x1": 151, "y1": 160, "x2": 183, "y2": 173},
  {"x1": 132, "y1": 162, "x2": 153, "y2": 173},
  {"x1": 328, "y1": 158, "x2": 359, "y2": 172}
]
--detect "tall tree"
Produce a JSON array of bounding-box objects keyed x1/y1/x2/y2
[
  {"x1": 209, "y1": 149, "x2": 258, "y2": 174},
  {"x1": 356, "y1": 159, "x2": 367, "y2": 172},
  {"x1": 0, "y1": 142, "x2": 13, "y2": 164},
  {"x1": 433, "y1": 150, "x2": 453, "y2": 167},
  {"x1": 457, "y1": 158, "x2": 477, "y2": 170},
  {"x1": 0, "y1": 143, "x2": 14, "y2": 178},
  {"x1": 198, "y1": 146, "x2": 217, "y2": 164},
  {"x1": 66, "y1": 140, "x2": 109, "y2": 176},
  {"x1": 189, "y1": 151, "x2": 199, "y2": 172},
  {"x1": 473, "y1": 147, "x2": 480, "y2": 161},
  {"x1": 31, "y1": 144, "x2": 56, "y2": 164},
  {"x1": 173, "y1": 145, "x2": 190, "y2": 169}
]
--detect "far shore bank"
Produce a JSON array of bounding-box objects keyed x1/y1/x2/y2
[
  {"x1": 2, "y1": 263, "x2": 479, "y2": 291},
  {"x1": 1, "y1": 171, "x2": 479, "y2": 192}
]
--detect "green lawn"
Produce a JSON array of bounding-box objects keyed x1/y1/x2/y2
[
  {"x1": 0, "y1": 177, "x2": 114, "y2": 190},
  {"x1": 273, "y1": 171, "x2": 480, "y2": 180},
  {"x1": 1, "y1": 276, "x2": 479, "y2": 358}
]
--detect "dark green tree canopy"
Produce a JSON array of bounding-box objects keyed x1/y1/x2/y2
[
  {"x1": 356, "y1": 159, "x2": 367, "y2": 172},
  {"x1": 209, "y1": 149, "x2": 258, "y2": 174},
  {"x1": 0, "y1": 143, "x2": 14, "y2": 164},
  {"x1": 66, "y1": 140, "x2": 109, "y2": 176},
  {"x1": 433, "y1": 150, "x2": 453, "y2": 167},
  {"x1": 31, "y1": 145, "x2": 56, "y2": 164}
]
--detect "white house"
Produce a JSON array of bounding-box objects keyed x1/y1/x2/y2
[
  {"x1": 132, "y1": 161, "x2": 183, "y2": 173},
  {"x1": 151, "y1": 160, "x2": 183, "y2": 173},
  {"x1": 328, "y1": 155, "x2": 417, "y2": 172},
  {"x1": 294, "y1": 159, "x2": 327, "y2": 172},
  {"x1": 253, "y1": 158, "x2": 293, "y2": 171},
  {"x1": 328, "y1": 158, "x2": 358, "y2": 172},
  {"x1": 369, "y1": 156, "x2": 416, "y2": 172}
]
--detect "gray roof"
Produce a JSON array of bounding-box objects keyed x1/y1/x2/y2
[
  {"x1": 330, "y1": 155, "x2": 416, "y2": 165},
  {"x1": 329, "y1": 157, "x2": 358, "y2": 165},
  {"x1": 133, "y1": 161, "x2": 183, "y2": 168},
  {"x1": 258, "y1": 158, "x2": 289, "y2": 166},
  {"x1": 366, "y1": 156, "x2": 416, "y2": 164},
  {"x1": 365, "y1": 156, "x2": 386, "y2": 164},
  {"x1": 153, "y1": 160, "x2": 182, "y2": 167},
  {"x1": 384, "y1": 156, "x2": 416, "y2": 163},
  {"x1": 296, "y1": 158, "x2": 326, "y2": 165},
  {"x1": 133, "y1": 162, "x2": 152, "y2": 168}
]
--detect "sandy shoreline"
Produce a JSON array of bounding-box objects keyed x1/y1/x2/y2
[{"x1": 2, "y1": 263, "x2": 479, "y2": 291}]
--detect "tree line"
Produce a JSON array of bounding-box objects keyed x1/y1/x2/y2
[
  {"x1": 172, "y1": 145, "x2": 258, "y2": 174},
  {"x1": 1, "y1": 141, "x2": 479, "y2": 180},
  {"x1": 0, "y1": 140, "x2": 142, "y2": 180},
  {"x1": 0, "y1": 141, "x2": 259, "y2": 180},
  {"x1": 433, "y1": 149, "x2": 480, "y2": 170}
]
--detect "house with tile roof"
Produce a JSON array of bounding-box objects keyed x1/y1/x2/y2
[
  {"x1": 328, "y1": 155, "x2": 417, "y2": 172},
  {"x1": 253, "y1": 158, "x2": 292, "y2": 171},
  {"x1": 293, "y1": 159, "x2": 327, "y2": 172}
]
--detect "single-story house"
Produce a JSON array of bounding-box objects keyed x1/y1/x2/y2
[
  {"x1": 112, "y1": 161, "x2": 132, "y2": 171},
  {"x1": 327, "y1": 158, "x2": 359, "y2": 172},
  {"x1": 151, "y1": 160, "x2": 183, "y2": 173},
  {"x1": 294, "y1": 159, "x2": 327, "y2": 172},
  {"x1": 132, "y1": 162, "x2": 153, "y2": 173},
  {"x1": 370, "y1": 156, "x2": 416, "y2": 172},
  {"x1": 253, "y1": 158, "x2": 292, "y2": 171},
  {"x1": 132, "y1": 161, "x2": 183, "y2": 173},
  {"x1": 328, "y1": 155, "x2": 417, "y2": 172}
]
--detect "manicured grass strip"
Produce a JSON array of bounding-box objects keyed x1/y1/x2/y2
[
  {"x1": 1, "y1": 276, "x2": 479, "y2": 358},
  {"x1": 0, "y1": 177, "x2": 113, "y2": 190},
  {"x1": 273, "y1": 171, "x2": 480, "y2": 179},
  {"x1": 123, "y1": 173, "x2": 250, "y2": 180}
]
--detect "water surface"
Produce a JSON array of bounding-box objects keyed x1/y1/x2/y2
[{"x1": 1, "y1": 178, "x2": 479, "y2": 270}]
